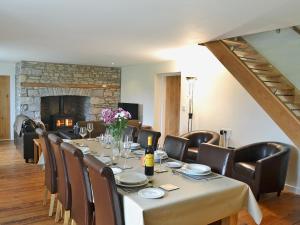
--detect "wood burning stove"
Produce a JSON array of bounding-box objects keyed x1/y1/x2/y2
[{"x1": 50, "y1": 96, "x2": 74, "y2": 130}]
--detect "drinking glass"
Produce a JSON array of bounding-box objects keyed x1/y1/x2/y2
[
  {"x1": 122, "y1": 135, "x2": 133, "y2": 169},
  {"x1": 104, "y1": 129, "x2": 112, "y2": 149},
  {"x1": 79, "y1": 127, "x2": 87, "y2": 139},
  {"x1": 87, "y1": 122, "x2": 94, "y2": 139},
  {"x1": 156, "y1": 144, "x2": 166, "y2": 172}
]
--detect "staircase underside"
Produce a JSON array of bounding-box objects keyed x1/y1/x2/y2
[{"x1": 206, "y1": 40, "x2": 300, "y2": 148}]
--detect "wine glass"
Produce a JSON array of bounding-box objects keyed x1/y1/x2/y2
[
  {"x1": 87, "y1": 122, "x2": 94, "y2": 140},
  {"x1": 79, "y1": 127, "x2": 87, "y2": 139},
  {"x1": 122, "y1": 135, "x2": 133, "y2": 169}
]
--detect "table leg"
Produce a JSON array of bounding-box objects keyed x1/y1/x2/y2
[{"x1": 221, "y1": 213, "x2": 238, "y2": 225}]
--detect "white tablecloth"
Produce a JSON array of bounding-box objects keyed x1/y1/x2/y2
[{"x1": 69, "y1": 139, "x2": 262, "y2": 225}]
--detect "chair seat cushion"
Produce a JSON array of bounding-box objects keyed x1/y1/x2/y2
[{"x1": 234, "y1": 162, "x2": 256, "y2": 178}]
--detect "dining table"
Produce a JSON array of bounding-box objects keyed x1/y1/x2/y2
[{"x1": 66, "y1": 138, "x2": 262, "y2": 225}]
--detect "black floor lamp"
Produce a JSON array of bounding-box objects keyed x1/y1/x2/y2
[{"x1": 186, "y1": 76, "x2": 197, "y2": 132}]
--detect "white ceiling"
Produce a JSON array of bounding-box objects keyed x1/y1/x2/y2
[{"x1": 0, "y1": 0, "x2": 300, "y2": 66}]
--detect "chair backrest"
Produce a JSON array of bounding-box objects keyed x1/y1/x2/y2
[
  {"x1": 181, "y1": 130, "x2": 220, "y2": 148},
  {"x1": 197, "y1": 143, "x2": 233, "y2": 176},
  {"x1": 84, "y1": 155, "x2": 123, "y2": 225},
  {"x1": 234, "y1": 142, "x2": 290, "y2": 162},
  {"x1": 35, "y1": 128, "x2": 57, "y2": 194},
  {"x1": 137, "y1": 129, "x2": 161, "y2": 149},
  {"x1": 127, "y1": 120, "x2": 142, "y2": 130},
  {"x1": 48, "y1": 134, "x2": 71, "y2": 210},
  {"x1": 123, "y1": 125, "x2": 137, "y2": 141},
  {"x1": 164, "y1": 135, "x2": 189, "y2": 161},
  {"x1": 61, "y1": 142, "x2": 94, "y2": 225},
  {"x1": 76, "y1": 121, "x2": 106, "y2": 138}
]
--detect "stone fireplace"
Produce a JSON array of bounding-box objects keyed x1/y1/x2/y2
[{"x1": 15, "y1": 61, "x2": 121, "y2": 128}]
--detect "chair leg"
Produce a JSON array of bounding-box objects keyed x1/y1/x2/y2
[
  {"x1": 71, "y1": 219, "x2": 77, "y2": 225},
  {"x1": 43, "y1": 186, "x2": 48, "y2": 206},
  {"x1": 277, "y1": 190, "x2": 281, "y2": 197},
  {"x1": 64, "y1": 210, "x2": 70, "y2": 225},
  {"x1": 55, "y1": 201, "x2": 62, "y2": 222},
  {"x1": 49, "y1": 194, "x2": 56, "y2": 216}
]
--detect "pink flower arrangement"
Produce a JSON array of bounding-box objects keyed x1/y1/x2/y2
[
  {"x1": 101, "y1": 108, "x2": 131, "y2": 125},
  {"x1": 101, "y1": 108, "x2": 131, "y2": 141}
]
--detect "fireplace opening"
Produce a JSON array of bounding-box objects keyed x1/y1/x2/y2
[{"x1": 41, "y1": 96, "x2": 89, "y2": 130}]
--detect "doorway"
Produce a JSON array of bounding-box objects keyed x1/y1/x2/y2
[
  {"x1": 164, "y1": 75, "x2": 181, "y2": 136},
  {"x1": 0, "y1": 76, "x2": 10, "y2": 140},
  {"x1": 154, "y1": 72, "x2": 181, "y2": 144}
]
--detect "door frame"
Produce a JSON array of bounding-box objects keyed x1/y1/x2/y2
[{"x1": 154, "y1": 72, "x2": 181, "y2": 145}]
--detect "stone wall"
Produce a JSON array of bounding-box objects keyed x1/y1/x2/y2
[{"x1": 15, "y1": 61, "x2": 121, "y2": 121}]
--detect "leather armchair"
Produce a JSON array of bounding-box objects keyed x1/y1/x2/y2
[
  {"x1": 232, "y1": 142, "x2": 291, "y2": 200},
  {"x1": 197, "y1": 143, "x2": 233, "y2": 176},
  {"x1": 180, "y1": 130, "x2": 220, "y2": 163},
  {"x1": 14, "y1": 115, "x2": 38, "y2": 162}
]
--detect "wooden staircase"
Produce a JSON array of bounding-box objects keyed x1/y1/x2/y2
[{"x1": 205, "y1": 37, "x2": 300, "y2": 148}]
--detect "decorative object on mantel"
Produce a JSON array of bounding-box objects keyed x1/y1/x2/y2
[
  {"x1": 101, "y1": 108, "x2": 131, "y2": 156},
  {"x1": 186, "y1": 76, "x2": 197, "y2": 132}
]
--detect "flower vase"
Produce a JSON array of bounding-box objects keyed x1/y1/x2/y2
[{"x1": 111, "y1": 135, "x2": 123, "y2": 164}]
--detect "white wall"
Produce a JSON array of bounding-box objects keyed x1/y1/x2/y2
[
  {"x1": 121, "y1": 61, "x2": 178, "y2": 126},
  {"x1": 0, "y1": 62, "x2": 16, "y2": 139},
  {"x1": 244, "y1": 28, "x2": 300, "y2": 89},
  {"x1": 121, "y1": 46, "x2": 300, "y2": 193}
]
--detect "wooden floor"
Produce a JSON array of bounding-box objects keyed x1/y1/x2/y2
[{"x1": 0, "y1": 141, "x2": 300, "y2": 225}]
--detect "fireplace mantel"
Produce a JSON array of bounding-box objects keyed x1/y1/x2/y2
[{"x1": 21, "y1": 82, "x2": 120, "y2": 89}]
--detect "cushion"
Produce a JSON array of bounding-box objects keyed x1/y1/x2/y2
[{"x1": 234, "y1": 162, "x2": 256, "y2": 178}]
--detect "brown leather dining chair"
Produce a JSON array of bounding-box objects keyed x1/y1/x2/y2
[
  {"x1": 123, "y1": 125, "x2": 137, "y2": 141},
  {"x1": 84, "y1": 155, "x2": 124, "y2": 225},
  {"x1": 163, "y1": 135, "x2": 189, "y2": 161},
  {"x1": 196, "y1": 143, "x2": 233, "y2": 176},
  {"x1": 35, "y1": 128, "x2": 57, "y2": 217},
  {"x1": 180, "y1": 130, "x2": 220, "y2": 163},
  {"x1": 48, "y1": 134, "x2": 71, "y2": 224},
  {"x1": 231, "y1": 142, "x2": 291, "y2": 200},
  {"x1": 137, "y1": 129, "x2": 161, "y2": 150},
  {"x1": 61, "y1": 142, "x2": 94, "y2": 225}
]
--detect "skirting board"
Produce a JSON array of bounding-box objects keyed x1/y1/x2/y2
[{"x1": 285, "y1": 184, "x2": 300, "y2": 195}]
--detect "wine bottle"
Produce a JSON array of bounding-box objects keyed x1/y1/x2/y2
[{"x1": 144, "y1": 136, "x2": 154, "y2": 178}]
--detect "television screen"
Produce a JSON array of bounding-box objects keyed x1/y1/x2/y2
[{"x1": 118, "y1": 102, "x2": 139, "y2": 120}]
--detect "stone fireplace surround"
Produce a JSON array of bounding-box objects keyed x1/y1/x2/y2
[{"x1": 15, "y1": 61, "x2": 121, "y2": 122}]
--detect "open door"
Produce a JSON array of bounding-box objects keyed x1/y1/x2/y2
[
  {"x1": 0, "y1": 76, "x2": 10, "y2": 140},
  {"x1": 164, "y1": 75, "x2": 181, "y2": 136}
]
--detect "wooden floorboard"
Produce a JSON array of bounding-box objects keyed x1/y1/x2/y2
[{"x1": 0, "y1": 141, "x2": 300, "y2": 225}]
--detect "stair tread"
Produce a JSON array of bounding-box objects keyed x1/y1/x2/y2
[{"x1": 223, "y1": 39, "x2": 248, "y2": 47}]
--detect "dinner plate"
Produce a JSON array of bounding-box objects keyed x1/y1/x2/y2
[
  {"x1": 116, "y1": 179, "x2": 149, "y2": 188},
  {"x1": 131, "y1": 143, "x2": 141, "y2": 149},
  {"x1": 165, "y1": 161, "x2": 183, "y2": 168},
  {"x1": 116, "y1": 172, "x2": 148, "y2": 185},
  {"x1": 182, "y1": 164, "x2": 211, "y2": 175},
  {"x1": 111, "y1": 167, "x2": 122, "y2": 175},
  {"x1": 132, "y1": 150, "x2": 145, "y2": 155},
  {"x1": 95, "y1": 156, "x2": 112, "y2": 165},
  {"x1": 180, "y1": 168, "x2": 212, "y2": 176},
  {"x1": 138, "y1": 188, "x2": 165, "y2": 199}
]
